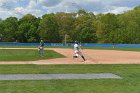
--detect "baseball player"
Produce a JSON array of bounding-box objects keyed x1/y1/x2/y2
[
  {"x1": 38, "y1": 40, "x2": 45, "y2": 57},
  {"x1": 73, "y1": 41, "x2": 86, "y2": 61}
]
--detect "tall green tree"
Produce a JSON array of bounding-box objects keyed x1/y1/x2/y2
[
  {"x1": 17, "y1": 23, "x2": 30, "y2": 42},
  {"x1": 0, "y1": 20, "x2": 4, "y2": 41},
  {"x1": 39, "y1": 14, "x2": 61, "y2": 43},
  {"x1": 96, "y1": 13, "x2": 118, "y2": 43},
  {"x1": 74, "y1": 10, "x2": 97, "y2": 43},
  {"x1": 18, "y1": 14, "x2": 39, "y2": 42},
  {"x1": 2, "y1": 17, "x2": 18, "y2": 42},
  {"x1": 55, "y1": 12, "x2": 75, "y2": 43},
  {"x1": 117, "y1": 6, "x2": 140, "y2": 44}
]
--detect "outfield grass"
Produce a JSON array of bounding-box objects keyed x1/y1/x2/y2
[
  {"x1": 1, "y1": 46, "x2": 140, "y2": 52},
  {"x1": 0, "y1": 46, "x2": 71, "y2": 48},
  {"x1": 0, "y1": 64, "x2": 139, "y2": 93},
  {"x1": 0, "y1": 49, "x2": 65, "y2": 61}
]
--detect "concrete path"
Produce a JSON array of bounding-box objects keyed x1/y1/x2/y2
[{"x1": 0, "y1": 73, "x2": 122, "y2": 80}]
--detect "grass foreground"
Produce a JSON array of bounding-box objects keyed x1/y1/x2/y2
[
  {"x1": 0, "y1": 49, "x2": 65, "y2": 61},
  {"x1": 1, "y1": 46, "x2": 140, "y2": 52},
  {"x1": 0, "y1": 64, "x2": 139, "y2": 93}
]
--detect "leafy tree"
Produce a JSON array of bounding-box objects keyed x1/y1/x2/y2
[
  {"x1": 117, "y1": 7, "x2": 140, "y2": 44},
  {"x1": 2, "y1": 17, "x2": 18, "y2": 42},
  {"x1": 0, "y1": 20, "x2": 4, "y2": 41},
  {"x1": 17, "y1": 23, "x2": 30, "y2": 42},
  {"x1": 55, "y1": 12, "x2": 75, "y2": 43},
  {"x1": 18, "y1": 14, "x2": 39, "y2": 42},
  {"x1": 96, "y1": 13, "x2": 118, "y2": 43},
  {"x1": 39, "y1": 14, "x2": 61, "y2": 43},
  {"x1": 1, "y1": 6, "x2": 140, "y2": 44},
  {"x1": 74, "y1": 11, "x2": 96, "y2": 43}
]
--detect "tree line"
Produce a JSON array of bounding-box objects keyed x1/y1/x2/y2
[{"x1": 0, "y1": 6, "x2": 140, "y2": 44}]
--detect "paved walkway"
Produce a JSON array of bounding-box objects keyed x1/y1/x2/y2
[{"x1": 0, "y1": 73, "x2": 122, "y2": 80}]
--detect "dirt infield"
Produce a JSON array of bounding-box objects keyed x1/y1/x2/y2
[{"x1": 0, "y1": 48, "x2": 140, "y2": 64}]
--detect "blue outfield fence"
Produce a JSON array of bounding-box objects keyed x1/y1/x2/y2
[{"x1": 0, "y1": 42, "x2": 140, "y2": 48}]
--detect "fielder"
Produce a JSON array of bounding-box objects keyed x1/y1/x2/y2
[
  {"x1": 38, "y1": 40, "x2": 44, "y2": 57},
  {"x1": 73, "y1": 41, "x2": 86, "y2": 61}
]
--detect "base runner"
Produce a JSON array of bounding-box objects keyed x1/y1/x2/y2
[{"x1": 73, "y1": 41, "x2": 86, "y2": 61}]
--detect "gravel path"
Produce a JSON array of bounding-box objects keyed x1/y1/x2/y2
[{"x1": 0, "y1": 73, "x2": 122, "y2": 80}]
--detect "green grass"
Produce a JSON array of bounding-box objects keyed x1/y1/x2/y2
[
  {"x1": 0, "y1": 49, "x2": 65, "y2": 61},
  {"x1": 0, "y1": 46, "x2": 71, "y2": 48},
  {"x1": 0, "y1": 46, "x2": 37, "y2": 48},
  {"x1": 0, "y1": 64, "x2": 139, "y2": 93},
  {"x1": 1, "y1": 46, "x2": 140, "y2": 52}
]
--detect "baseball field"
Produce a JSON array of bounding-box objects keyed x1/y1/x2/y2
[
  {"x1": 0, "y1": 47, "x2": 140, "y2": 64},
  {"x1": 0, "y1": 47, "x2": 140, "y2": 93}
]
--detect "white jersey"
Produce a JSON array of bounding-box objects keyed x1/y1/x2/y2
[
  {"x1": 74, "y1": 43, "x2": 80, "y2": 51},
  {"x1": 73, "y1": 42, "x2": 85, "y2": 61}
]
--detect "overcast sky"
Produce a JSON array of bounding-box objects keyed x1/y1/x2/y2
[{"x1": 0, "y1": 0, "x2": 140, "y2": 19}]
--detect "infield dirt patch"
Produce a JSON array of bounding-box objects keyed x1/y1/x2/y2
[{"x1": 0, "y1": 48, "x2": 140, "y2": 64}]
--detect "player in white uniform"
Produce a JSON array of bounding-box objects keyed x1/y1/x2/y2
[{"x1": 73, "y1": 41, "x2": 86, "y2": 61}]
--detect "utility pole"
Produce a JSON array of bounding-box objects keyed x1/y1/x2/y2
[{"x1": 64, "y1": 34, "x2": 67, "y2": 44}]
